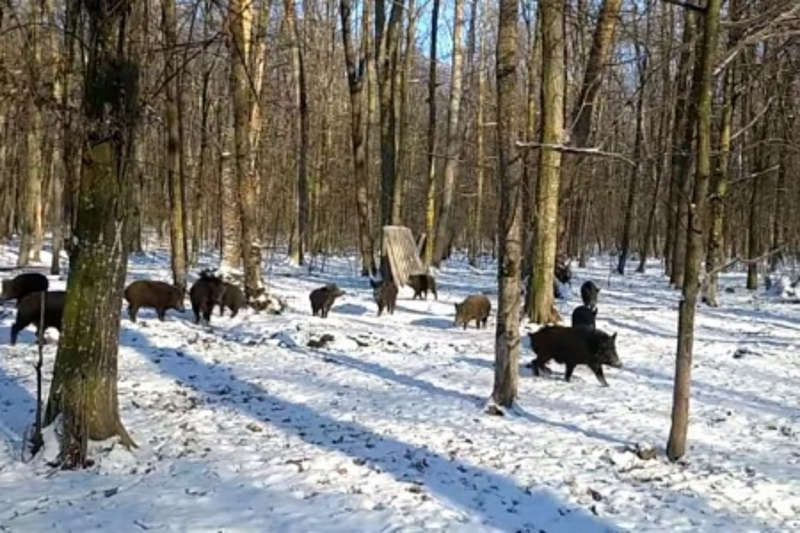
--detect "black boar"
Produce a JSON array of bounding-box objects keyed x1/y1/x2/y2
[
  {"x1": 1, "y1": 272, "x2": 49, "y2": 303},
  {"x1": 11, "y1": 291, "x2": 65, "y2": 345},
  {"x1": 124, "y1": 280, "x2": 186, "y2": 322},
  {"x1": 219, "y1": 282, "x2": 246, "y2": 318},
  {"x1": 580, "y1": 280, "x2": 600, "y2": 309},
  {"x1": 370, "y1": 278, "x2": 397, "y2": 316},
  {"x1": 407, "y1": 274, "x2": 437, "y2": 301},
  {"x1": 529, "y1": 325, "x2": 621, "y2": 386},
  {"x1": 190, "y1": 273, "x2": 225, "y2": 324},
  {"x1": 454, "y1": 294, "x2": 491, "y2": 329},
  {"x1": 571, "y1": 305, "x2": 596, "y2": 330},
  {"x1": 309, "y1": 284, "x2": 345, "y2": 318}
]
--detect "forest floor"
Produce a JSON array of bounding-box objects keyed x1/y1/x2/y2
[{"x1": 1, "y1": 246, "x2": 799, "y2": 532}]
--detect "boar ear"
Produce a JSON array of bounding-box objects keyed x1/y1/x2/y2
[{"x1": 612, "y1": 332, "x2": 617, "y2": 341}]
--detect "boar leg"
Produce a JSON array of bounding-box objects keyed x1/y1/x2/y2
[
  {"x1": 128, "y1": 305, "x2": 138, "y2": 323},
  {"x1": 589, "y1": 364, "x2": 609, "y2": 387},
  {"x1": 157, "y1": 308, "x2": 166, "y2": 321},
  {"x1": 564, "y1": 362, "x2": 577, "y2": 382}
]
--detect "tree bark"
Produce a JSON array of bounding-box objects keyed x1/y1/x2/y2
[
  {"x1": 45, "y1": 0, "x2": 139, "y2": 467},
  {"x1": 162, "y1": 0, "x2": 188, "y2": 292},
  {"x1": 432, "y1": 0, "x2": 466, "y2": 266},
  {"x1": 667, "y1": 0, "x2": 722, "y2": 462},
  {"x1": 491, "y1": 0, "x2": 522, "y2": 408},
  {"x1": 530, "y1": 0, "x2": 564, "y2": 324}
]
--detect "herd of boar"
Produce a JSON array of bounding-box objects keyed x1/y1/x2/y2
[{"x1": 1, "y1": 265, "x2": 621, "y2": 387}]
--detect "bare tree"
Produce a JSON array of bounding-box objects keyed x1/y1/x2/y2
[
  {"x1": 667, "y1": 0, "x2": 723, "y2": 462},
  {"x1": 491, "y1": 0, "x2": 523, "y2": 408}
]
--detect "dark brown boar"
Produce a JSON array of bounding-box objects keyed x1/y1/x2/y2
[
  {"x1": 11, "y1": 291, "x2": 65, "y2": 345},
  {"x1": 309, "y1": 284, "x2": 345, "y2": 318},
  {"x1": 407, "y1": 274, "x2": 437, "y2": 300},
  {"x1": 219, "y1": 282, "x2": 246, "y2": 318},
  {"x1": 124, "y1": 280, "x2": 186, "y2": 322},
  {"x1": 370, "y1": 278, "x2": 397, "y2": 316},
  {"x1": 190, "y1": 274, "x2": 225, "y2": 324},
  {"x1": 1, "y1": 273, "x2": 48, "y2": 303},
  {"x1": 529, "y1": 325, "x2": 621, "y2": 386},
  {"x1": 454, "y1": 294, "x2": 491, "y2": 329}
]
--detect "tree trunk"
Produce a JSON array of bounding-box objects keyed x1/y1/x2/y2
[
  {"x1": 468, "y1": 2, "x2": 487, "y2": 268},
  {"x1": 162, "y1": 0, "x2": 187, "y2": 292},
  {"x1": 569, "y1": 0, "x2": 622, "y2": 149},
  {"x1": 286, "y1": 0, "x2": 308, "y2": 265},
  {"x1": 341, "y1": 0, "x2": 377, "y2": 276},
  {"x1": 521, "y1": 7, "x2": 540, "y2": 289},
  {"x1": 617, "y1": 5, "x2": 649, "y2": 275},
  {"x1": 45, "y1": 0, "x2": 139, "y2": 467},
  {"x1": 667, "y1": 0, "x2": 722, "y2": 462},
  {"x1": 423, "y1": 0, "x2": 440, "y2": 266},
  {"x1": 375, "y1": 0, "x2": 404, "y2": 229},
  {"x1": 432, "y1": 0, "x2": 465, "y2": 266},
  {"x1": 18, "y1": 3, "x2": 44, "y2": 266},
  {"x1": 530, "y1": 0, "x2": 564, "y2": 325},
  {"x1": 228, "y1": 0, "x2": 267, "y2": 306},
  {"x1": 669, "y1": 10, "x2": 699, "y2": 287},
  {"x1": 395, "y1": 0, "x2": 416, "y2": 225},
  {"x1": 491, "y1": 0, "x2": 522, "y2": 408},
  {"x1": 704, "y1": 53, "x2": 736, "y2": 304}
]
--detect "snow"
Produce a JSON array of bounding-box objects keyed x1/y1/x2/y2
[{"x1": 1, "y1": 247, "x2": 799, "y2": 532}]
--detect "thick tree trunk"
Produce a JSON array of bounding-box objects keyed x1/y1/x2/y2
[
  {"x1": 341, "y1": 0, "x2": 377, "y2": 276},
  {"x1": 163, "y1": 0, "x2": 187, "y2": 292},
  {"x1": 432, "y1": 0, "x2": 465, "y2": 266},
  {"x1": 667, "y1": 0, "x2": 722, "y2": 462},
  {"x1": 45, "y1": 0, "x2": 139, "y2": 467},
  {"x1": 530, "y1": 0, "x2": 564, "y2": 325},
  {"x1": 423, "y1": 0, "x2": 440, "y2": 266},
  {"x1": 491, "y1": 0, "x2": 522, "y2": 408}
]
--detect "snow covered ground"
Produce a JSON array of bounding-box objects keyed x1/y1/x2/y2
[{"x1": 1, "y1": 245, "x2": 798, "y2": 532}]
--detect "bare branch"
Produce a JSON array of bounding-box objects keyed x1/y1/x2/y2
[
  {"x1": 730, "y1": 96, "x2": 777, "y2": 142},
  {"x1": 659, "y1": 0, "x2": 706, "y2": 14},
  {"x1": 515, "y1": 142, "x2": 636, "y2": 167}
]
